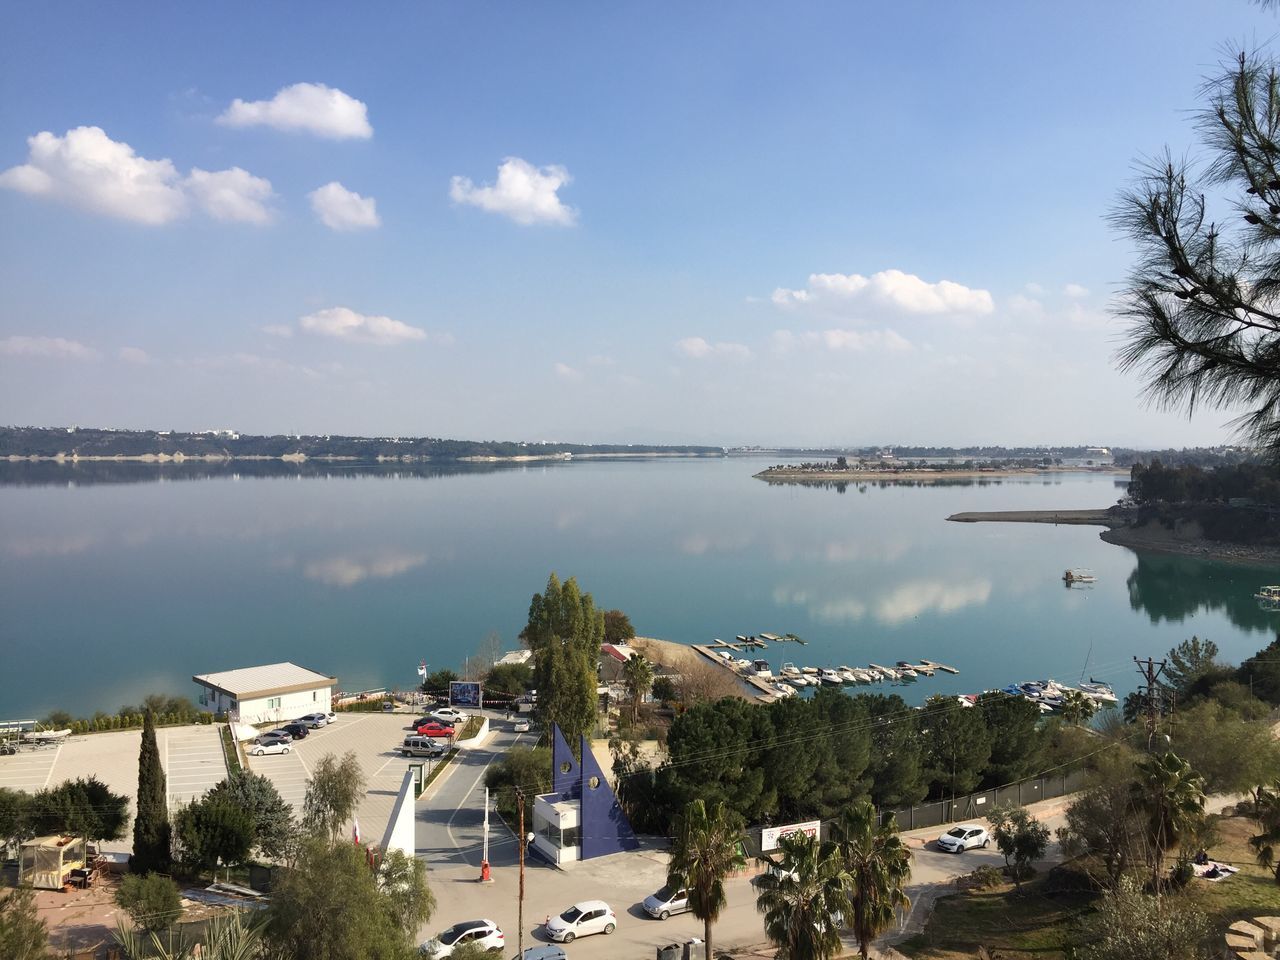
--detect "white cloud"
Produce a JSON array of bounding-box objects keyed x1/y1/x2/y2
[
  {"x1": 308, "y1": 181, "x2": 380, "y2": 231},
  {"x1": 587, "y1": 354, "x2": 615, "y2": 366},
  {"x1": 1063, "y1": 282, "x2": 1090, "y2": 298},
  {"x1": 118, "y1": 346, "x2": 151, "y2": 364},
  {"x1": 185, "y1": 166, "x2": 274, "y2": 223},
  {"x1": 554, "y1": 362, "x2": 583, "y2": 380},
  {"x1": 0, "y1": 335, "x2": 95, "y2": 359},
  {"x1": 217, "y1": 82, "x2": 372, "y2": 139},
  {"x1": 450, "y1": 157, "x2": 576, "y2": 226},
  {"x1": 0, "y1": 126, "x2": 187, "y2": 224},
  {"x1": 261, "y1": 324, "x2": 294, "y2": 338},
  {"x1": 772, "y1": 268, "x2": 994, "y2": 316},
  {"x1": 299, "y1": 307, "x2": 427, "y2": 346},
  {"x1": 771, "y1": 328, "x2": 911, "y2": 353},
  {"x1": 303, "y1": 550, "x2": 425, "y2": 588},
  {"x1": 0, "y1": 126, "x2": 274, "y2": 226},
  {"x1": 1006, "y1": 293, "x2": 1044, "y2": 315},
  {"x1": 676, "y1": 337, "x2": 751, "y2": 360}
]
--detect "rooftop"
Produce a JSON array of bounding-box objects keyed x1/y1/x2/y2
[{"x1": 193, "y1": 662, "x2": 337, "y2": 699}]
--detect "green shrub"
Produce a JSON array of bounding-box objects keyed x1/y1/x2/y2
[{"x1": 116, "y1": 873, "x2": 183, "y2": 934}]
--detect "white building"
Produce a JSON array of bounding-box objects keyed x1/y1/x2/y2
[{"x1": 193, "y1": 662, "x2": 337, "y2": 725}]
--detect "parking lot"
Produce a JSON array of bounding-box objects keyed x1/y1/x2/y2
[
  {"x1": 0, "y1": 742, "x2": 61, "y2": 793},
  {"x1": 162, "y1": 725, "x2": 229, "y2": 812}
]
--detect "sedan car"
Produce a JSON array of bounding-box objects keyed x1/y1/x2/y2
[
  {"x1": 280, "y1": 722, "x2": 309, "y2": 739},
  {"x1": 250, "y1": 740, "x2": 291, "y2": 757},
  {"x1": 416, "y1": 721, "x2": 456, "y2": 738},
  {"x1": 295, "y1": 713, "x2": 328, "y2": 728},
  {"x1": 420, "y1": 919, "x2": 504, "y2": 957},
  {"x1": 545, "y1": 900, "x2": 616, "y2": 943},
  {"x1": 430, "y1": 707, "x2": 469, "y2": 725},
  {"x1": 936, "y1": 824, "x2": 990, "y2": 853},
  {"x1": 642, "y1": 884, "x2": 689, "y2": 920}
]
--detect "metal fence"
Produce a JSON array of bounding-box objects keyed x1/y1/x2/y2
[{"x1": 877, "y1": 767, "x2": 1089, "y2": 831}]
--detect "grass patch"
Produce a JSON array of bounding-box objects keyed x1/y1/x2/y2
[
  {"x1": 422, "y1": 749, "x2": 458, "y2": 789},
  {"x1": 219, "y1": 723, "x2": 242, "y2": 775},
  {"x1": 897, "y1": 875, "x2": 1096, "y2": 960},
  {"x1": 1185, "y1": 814, "x2": 1280, "y2": 932},
  {"x1": 457, "y1": 716, "x2": 483, "y2": 740}
]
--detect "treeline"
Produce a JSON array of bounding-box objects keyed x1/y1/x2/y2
[
  {"x1": 40, "y1": 694, "x2": 213, "y2": 735},
  {"x1": 1113, "y1": 446, "x2": 1258, "y2": 468},
  {"x1": 616, "y1": 689, "x2": 1092, "y2": 834},
  {"x1": 1127, "y1": 460, "x2": 1280, "y2": 505},
  {"x1": 0, "y1": 426, "x2": 723, "y2": 460}
]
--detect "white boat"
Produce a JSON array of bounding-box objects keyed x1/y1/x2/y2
[
  {"x1": 772, "y1": 682, "x2": 796, "y2": 698},
  {"x1": 733, "y1": 658, "x2": 754, "y2": 672},
  {"x1": 1256, "y1": 585, "x2": 1280, "y2": 602},
  {"x1": 785, "y1": 675, "x2": 809, "y2": 688},
  {"x1": 819, "y1": 668, "x2": 843, "y2": 686},
  {"x1": 22, "y1": 729, "x2": 70, "y2": 743},
  {"x1": 752, "y1": 659, "x2": 773, "y2": 679},
  {"x1": 1078, "y1": 680, "x2": 1118, "y2": 704},
  {"x1": 838, "y1": 667, "x2": 859, "y2": 684},
  {"x1": 801, "y1": 666, "x2": 820, "y2": 675},
  {"x1": 780, "y1": 662, "x2": 801, "y2": 677},
  {"x1": 1063, "y1": 568, "x2": 1096, "y2": 583},
  {"x1": 899, "y1": 668, "x2": 918, "y2": 680}
]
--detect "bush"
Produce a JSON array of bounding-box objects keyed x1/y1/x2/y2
[
  {"x1": 116, "y1": 873, "x2": 183, "y2": 934},
  {"x1": 967, "y1": 865, "x2": 1004, "y2": 889}
]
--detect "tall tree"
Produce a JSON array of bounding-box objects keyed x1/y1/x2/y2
[
  {"x1": 622, "y1": 654, "x2": 654, "y2": 725},
  {"x1": 920, "y1": 695, "x2": 992, "y2": 798},
  {"x1": 977, "y1": 693, "x2": 1045, "y2": 785},
  {"x1": 860, "y1": 694, "x2": 926, "y2": 808},
  {"x1": 1249, "y1": 778, "x2": 1280, "y2": 884},
  {"x1": 667, "y1": 799, "x2": 747, "y2": 960},
  {"x1": 830, "y1": 802, "x2": 912, "y2": 959},
  {"x1": 603, "y1": 609, "x2": 636, "y2": 645},
  {"x1": 1058, "y1": 690, "x2": 1097, "y2": 727},
  {"x1": 1056, "y1": 749, "x2": 1145, "y2": 888},
  {"x1": 303, "y1": 752, "x2": 366, "y2": 843},
  {"x1": 524, "y1": 573, "x2": 605, "y2": 749},
  {"x1": 29, "y1": 777, "x2": 129, "y2": 846},
  {"x1": 1164, "y1": 636, "x2": 1220, "y2": 700},
  {"x1": 174, "y1": 797, "x2": 253, "y2": 876},
  {"x1": 205, "y1": 770, "x2": 294, "y2": 861},
  {"x1": 987, "y1": 805, "x2": 1050, "y2": 891},
  {"x1": 1112, "y1": 49, "x2": 1280, "y2": 459},
  {"x1": 1132, "y1": 751, "x2": 1206, "y2": 887},
  {"x1": 0, "y1": 885, "x2": 48, "y2": 960},
  {"x1": 132, "y1": 710, "x2": 171, "y2": 873},
  {"x1": 754, "y1": 831, "x2": 850, "y2": 960}
]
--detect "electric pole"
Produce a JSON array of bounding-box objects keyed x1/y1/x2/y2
[
  {"x1": 1134, "y1": 656, "x2": 1168, "y2": 749},
  {"x1": 517, "y1": 788, "x2": 526, "y2": 959}
]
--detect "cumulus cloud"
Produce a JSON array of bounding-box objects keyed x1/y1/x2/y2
[
  {"x1": 299, "y1": 306, "x2": 428, "y2": 345},
  {"x1": 185, "y1": 166, "x2": 274, "y2": 223},
  {"x1": 217, "y1": 82, "x2": 372, "y2": 139},
  {"x1": 0, "y1": 335, "x2": 95, "y2": 359},
  {"x1": 450, "y1": 157, "x2": 576, "y2": 226},
  {"x1": 118, "y1": 346, "x2": 151, "y2": 364},
  {"x1": 554, "y1": 361, "x2": 583, "y2": 380},
  {"x1": 676, "y1": 337, "x2": 751, "y2": 360},
  {"x1": 771, "y1": 328, "x2": 911, "y2": 353},
  {"x1": 1063, "y1": 282, "x2": 1090, "y2": 298},
  {"x1": 0, "y1": 126, "x2": 273, "y2": 225},
  {"x1": 772, "y1": 268, "x2": 994, "y2": 316},
  {"x1": 303, "y1": 550, "x2": 426, "y2": 588},
  {"x1": 309, "y1": 181, "x2": 380, "y2": 231}
]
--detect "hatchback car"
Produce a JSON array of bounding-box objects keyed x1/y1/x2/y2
[
  {"x1": 431, "y1": 707, "x2": 469, "y2": 725},
  {"x1": 642, "y1": 884, "x2": 689, "y2": 920},
  {"x1": 296, "y1": 713, "x2": 327, "y2": 728},
  {"x1": 250, "y1": 740, "x2": 291, "y2": 757},
  {"x1": 420, "y1": 919, "x2": 504, "y2": 957},
  {"x1": 936, "y1": 824, "x2": 990, "y2": 853},
  {"x1": 513, "y1": 718, "x2": 531, "y2": 733},
  {"x1": 280, "y1": 722, "x2": 309, "y2": 740},
  {"x1": 325, "y1": 711, "x2": 338, "y2": 724},
  {"x1": 545, "y1": 900, "x2": 616, "y2": 942},
  {"x1": 416, "y1": 721, "x2": 455, "y2": 738},
  {"x1": 258, "y1": 730, "x2": 292, "y2": 744}
]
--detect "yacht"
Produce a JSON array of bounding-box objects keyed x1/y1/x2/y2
[
  {"x1": 1078, "y1": 680, "x2": 1118, "y2": 704},
  {"x1": 838, "y1": 667, "x2": 860, "y2": 684},
  {"x1": 819, "y1": 668, "x2": 843, "y2": 686},
  {"x1": 752, "y1": 659, "x2": 773, "y2": 679}
]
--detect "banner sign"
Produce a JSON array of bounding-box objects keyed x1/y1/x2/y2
[
  {"x1": 449, "y1": 681, "x2": 483, "y2": 709},
  {"x1": 760, "y1": 820, "x2": 820, "y2": 853}
]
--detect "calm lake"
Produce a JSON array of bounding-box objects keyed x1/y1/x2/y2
[{"x1": 1, "y1": 458, "x2": 1277, "y2": 719}]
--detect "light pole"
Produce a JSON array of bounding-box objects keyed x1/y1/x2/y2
[{"x1": 517, "y1": 789, "x2": 530, "y2": 959}]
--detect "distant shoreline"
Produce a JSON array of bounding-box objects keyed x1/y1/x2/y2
[
  {"x1": 5, "y1": 451, "x2": 719, "y2": 465},
  {"x1": 947, "y1": 508, "x2": 1280, "y2": 567},
  {"x1": 756, "y1": 466, "x2": 1126, "y2": 482}
]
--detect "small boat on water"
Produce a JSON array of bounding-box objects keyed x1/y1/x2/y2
[
  {"x1": 1063, "y1": 568, "x2": 1096, "y2": 583},
  {"x1": 819, "y1": 668, "x2": 843, "y2": 686},
  {"x1": 1078, "y1": 680, "x2": 1118, "y2": 704},
  {"x1": 752, "y1": 659, "x2": 773, "y2": 679},
  {"x1": 772, "y1": 682, "x2": 796, "y2": 698},
  {"x1": 1256, "y1": 585, "x2": 1280, "y2": 602},
  {"x1": 733, "y1": 658, "x2": 754, "y2": 672},
  {"x1": 838, "y1": 667, "x2": 860, "y2": 684}
]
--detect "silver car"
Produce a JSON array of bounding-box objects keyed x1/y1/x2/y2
[{"x1": 642, "y1": 884, "x2": 689, "y2": 920}]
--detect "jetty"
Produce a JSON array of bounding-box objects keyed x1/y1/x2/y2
[
  {"x1": 946, "y1": 509, "x2": 1114, "y2": 526},
  {"x1": 691, "y1": 644, "x2": 781, "y2": 702}
]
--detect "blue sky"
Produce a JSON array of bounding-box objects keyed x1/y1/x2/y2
[{"x1": 0, "y1": 2, "x2": 1269, "y2": 446}]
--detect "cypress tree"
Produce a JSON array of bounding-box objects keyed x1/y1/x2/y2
[{"x1": 132, "y1": 709, "x2": 171, "y2": 872}]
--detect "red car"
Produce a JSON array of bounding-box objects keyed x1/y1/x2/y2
[{"x1": 416, "y1": 721, "x2": 455, "y2": 738}]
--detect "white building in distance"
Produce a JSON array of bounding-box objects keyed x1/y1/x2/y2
[{"x1": 193, "y1": 662, "x2": 337, "y2": 725}]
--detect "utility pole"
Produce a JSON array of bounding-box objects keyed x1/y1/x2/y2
[
  {"x1": 1134, "y1": 656, "x2": 1168, "y2": 749},
  {"x1": 517, "y1": 788, "x2": 526, "y2": 959}
]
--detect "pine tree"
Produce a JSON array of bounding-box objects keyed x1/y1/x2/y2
[{"x1": 132, "y1": 710, "x2": 171, "y2": 873}]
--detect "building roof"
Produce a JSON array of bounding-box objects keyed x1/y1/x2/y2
[{"x1": 193, "y1": 662, "x2": 337, "y2": 700}]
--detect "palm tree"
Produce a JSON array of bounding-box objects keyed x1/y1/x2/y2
[
  {"x1": 623, "y1": 654, "x2": 654, "y2": 725},
  {"x1": 113, "y1": 909, "x2": 265, "y2": 960},
  {"x1": 667, "y1": 799, "x2": 747, "y2": 960},
  {"x1": 831, "y1": 802, "x2": 913, "y2": 959},
  {"x1": 754, "y1": 831, "x2": 850, "y2": 960},
  {"x1": 1249, "y1": 779, "x2": 1280, "y2": 884},
  {"x1": 1132, "y1": 751, "x2": 1205, "y2": 887},
  {"x1": 1059, "y1": 690, "x2": 1096, "y2": 726}
]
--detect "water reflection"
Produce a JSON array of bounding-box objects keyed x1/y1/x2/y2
[
  {"x1": 772, "y1": 577, "x2": 993, "y2": 626},
  {"x1": 302, "y1": 550, "x2": 428, "y2": 588},
  {"x1": 1125, "y1": 551, "x2": 1280, "y2": 632}
]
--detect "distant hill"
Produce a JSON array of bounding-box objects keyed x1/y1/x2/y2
[{"x1": 0, "y1": 426, "x2": 725, "y2": 461}]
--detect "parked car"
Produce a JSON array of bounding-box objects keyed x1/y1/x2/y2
[
  {"x1": 416, "y1": 721, "x2": 455, "y2": 738},
  {"x1": 250, "y1": 741, "x2": 291, "y2": 757},
  {"x1": 258, "y1": 730, "x2": 292, "y2": 744},
  {"x1": 545, "y1": 900, "x2": 616, "y2": 943},
  {"x1": 936, "y1": 824, "x2": 990, "y2": 853},
  {"x1": 401, "y1": 735, "x2": 447, "y2": 758},
  {"x1": 512, "y1": 718, "x2": 530, "y2": 733},
  {"x1": 296, "y1": 713, "x2": 327, "y2": 728},
  {"x1": 420, "y1": 919, "x2": 504, "y2": 957},
  {"x1": 513, "y1": 947, "x2": 566, "y2": 960},
  {"x1": 325, "y1": 711, "x2": 338, "y2": 724},
  {"x1": 280, "y1": 722, "x2": 309, "y2": 740},
  {"x1": 430, "y1": 707, "x2": 469, "y2": 725},
  {"x1": 642, "y1": 884, "x2": 689, "y2": 920}
]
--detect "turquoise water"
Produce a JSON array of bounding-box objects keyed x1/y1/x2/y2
[{"x1": 1, "y1": 459, "x2": 1276, "y2": 719}]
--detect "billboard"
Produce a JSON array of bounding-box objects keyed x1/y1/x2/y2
[
  {"x1": 760, "y1": 820, "x2": 821, "y2": 853},
  {"x1": 449, "y1": 681, "x2": 483, "y2": 709}
]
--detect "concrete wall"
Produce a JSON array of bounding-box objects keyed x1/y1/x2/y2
[{"x1": 199, "y1": 685, "x2": 333, "y2": 724}]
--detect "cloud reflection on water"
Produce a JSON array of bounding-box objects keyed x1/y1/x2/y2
[
  {"x1": 302, "y1": 550, "x2": 427, "y2": 587},
  {"x1": 773, "y1": 576, "x2": 992, "y2": 626}
]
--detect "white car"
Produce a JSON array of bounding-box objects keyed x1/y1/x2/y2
[
  {"x1": 642, "y1": 884, "x2": 689, "y2": 920},
  {"x1": 420, "y1": 919, "x2": 503, "y2": 957},
  {"x1": 936, "y1": 824, "x2": 990, "y2": 853},
  {"x1": 513, "y1": 718, "x2": 531, "y2": 733},
  {"x1": 545, "y1": 900, "x2": 616, "y2": 942},
  {"x1": 431, "y1": 707, "x2": 470, "y2": 725},
  {"x1": 250, "y1": 741, "x2": 291, "y2": 757}
]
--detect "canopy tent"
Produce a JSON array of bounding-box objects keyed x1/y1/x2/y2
[{"x1": 19, "y1": 834, "x2": 87, "y2": 890}]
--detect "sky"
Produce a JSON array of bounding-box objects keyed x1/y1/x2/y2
[{"x1": 0, "y1": 1, "x2": 1271, "y2": 448}]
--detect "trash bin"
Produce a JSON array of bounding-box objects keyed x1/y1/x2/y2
[
  {"x1": 657, "y1": 944, "x2": 682, "y2": 960},
  {"x1": 683, "y1": 938, "x2": 706, "y2": 960}
]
